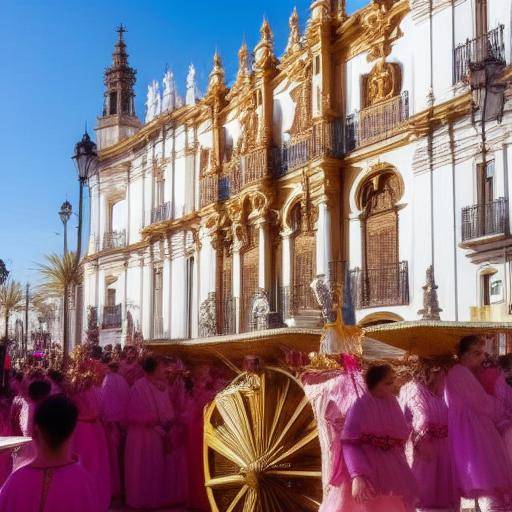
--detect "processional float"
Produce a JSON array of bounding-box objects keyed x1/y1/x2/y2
[{"x1": 148, "y1": 274, "x2": 510, "y2": 512}]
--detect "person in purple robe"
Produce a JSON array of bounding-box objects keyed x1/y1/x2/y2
[
  {"x1": 400, "y1": 361, "x2": 457, "y2": 511},
  {"x1": 445, "y1": 335, "x2": 512, "y2": 511},
  {"x1": 342, "y1": 363, "x2": 417, "y2": 512}
]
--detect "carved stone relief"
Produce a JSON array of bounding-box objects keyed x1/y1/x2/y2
[{"x1": 199, "y1": 292, "x2": 217, "y2": 337}]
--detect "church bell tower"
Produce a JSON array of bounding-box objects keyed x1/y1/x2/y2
[{"x1": 96, "y1": 25, "x2": 141, "y2": 150}]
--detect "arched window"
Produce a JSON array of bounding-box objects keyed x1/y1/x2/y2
[
  {"x1": 357, "y1": 171, "x2": 407, "y2": 307},
  {"x1": 360, "y1": 172, "x2": 401, "y2": 270}
]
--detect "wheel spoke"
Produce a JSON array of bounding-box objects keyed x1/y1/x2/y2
[
  {"x1": 271, "y1": 428, "x2": 318, "y2": 466},
  {"x1": 205, "y1": 474, "x2": 245, "y2": 488},
  {"x1": 265, "y1": 469, "x2": 322, "y2": 478},
  {"x1": 226, "y1": 485, "x2": 249, "y2": 512},
  {"x1": 267, "y1": 396, "x2": 310, "y2": 459}
]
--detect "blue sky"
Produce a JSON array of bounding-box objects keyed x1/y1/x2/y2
[{"x1": 0, "y1": 0, "x2": 367, "y2": 285}]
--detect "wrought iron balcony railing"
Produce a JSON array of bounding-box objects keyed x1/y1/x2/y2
[
  {"x1": 453, "y1": 25, "x2": 505, "y2": 84},
  {"x1": 217, "y1": 297, "x2": 237, "y2": 336},
  {"x1": 278, "y1": 284, "x2": 321, "y2": 319},
  {"x1": 218, "y1": 175, "x2": 230, "y2": 202},
  {"x1": 151, "y1": 202, "x2": 171, "y2": 224},
  {"x1": 275, "y1": 120, "x2": 344, "y2": 177},
  {"x1": 102, "y1": 304, "x2": 122, "y2": 329},
  {"x1": 349, "y1": 261, "x2": 409, "y2": 309},
  {"x1": 200, "y1": 174, "x2": 219, "y2": 209},
  {"x1": 102, "y1": 230, "x2": 126, "y2": 251},
  {"x1": 461, "y1": 197, "x2": 509, "y2": 242},
  {"x1": 153, "y1": 316, "x2": 164, "y2": 338},
  {"x1": 345, "y1": 92, "x2": 409, "y2": 152}
]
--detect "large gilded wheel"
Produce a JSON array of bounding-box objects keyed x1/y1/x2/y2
[{"x1": 204, "y1": 366, "x2": 322, "y2": 512}]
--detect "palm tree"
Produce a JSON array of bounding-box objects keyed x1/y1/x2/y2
[
  {"x1": 37, "y1": 252, "x2": 81, "y2": 358},
  {"x1": 0, "y1": 279, "x2": 24, "y2": 341}
]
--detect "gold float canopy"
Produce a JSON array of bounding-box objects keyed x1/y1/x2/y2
[
  {"x1": 146, "y1": 327, "x2": 405, "y2": 364},
  {"x1": 364, "y1": 321, "x2": 512, "y2": 357}
]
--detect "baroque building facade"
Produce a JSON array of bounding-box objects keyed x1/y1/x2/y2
[{"x1": 82, "y1": 0, "x2": 512, "y2": 347}]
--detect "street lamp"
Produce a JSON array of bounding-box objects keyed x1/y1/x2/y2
[
  {"x1": 58, "y1": 201, "x2": 72, "y2": 255},
  {"x1": 72, "y1": 130, "x2": 97, "y2": 265}
]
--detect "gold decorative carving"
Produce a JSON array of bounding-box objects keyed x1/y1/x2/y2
[
  {"x1": 283, "y1": 7, "x2": 302, "y2": 61},
  {"x1": 337, "y1": 0, "x2": 409, "y2": 63},
  {"x1": 289, "y1": 61, "x2": 313, "y2": 141},
  {"x1": 254, "y1": 18, "x2": 278, "y2": 73},
  {"x1": 363, "y1": 59, "x2": 402, "y2": 107}
]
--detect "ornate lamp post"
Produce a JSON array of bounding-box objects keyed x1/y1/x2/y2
[
  {"x1": 72, "y1": 131, "x2": 97, "y2": 265},
  {"x1": 58, "y1": 201, "x2": 72, "y2": 255}
]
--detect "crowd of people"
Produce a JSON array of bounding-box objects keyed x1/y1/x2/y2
[
  {"x1": 0, "y1": 335, "x2": 512, "y2": 511},
  {"x1": 0, "y1": 343, "x2": 232, "y2": 511},
  {"x1": 337, "y1": 335, "x2": 512, "y2": 512}
]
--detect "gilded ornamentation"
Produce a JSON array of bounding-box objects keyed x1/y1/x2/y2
[
  {"x1": 289, "y1": 61, "x2": 313, "y2": 140},
  {"x1": 236, "y1": 96, "x2": 259, "y2": 155},
  {"x1": 254, "y1": 18, "x2": 278, "y2": 72},
  {"x1": 363, "y1": 59, "x2": 402, "y2": 107},
  {"x1": 283, "y1": 7, "x2": 302, "y2": 59},
  {"x1": 204, "y1": 367, "x2": 321, "y2": 510}
]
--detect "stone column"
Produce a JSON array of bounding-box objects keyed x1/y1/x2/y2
[
  {"x1": 163, "y1": 237, "x2": 172, "y2": 338},
  {"x1": 120, "y1": 260, "x2": 128, "y2": 344},
  {"x1": 141, "y1": 249, "x2": 153, "y2": 340},
  {"x1": 126, "y1": 166, "x2": 131, "y2": 245},
  {"x1": 258, "y1": 221, "x2": 271, "y2": 290},
  {"x1": 315, "y1": 201, "x2": 332, "y2": 277},
  {"x1": 232, "y1": 235, "x2": 243, "y2": 334}
]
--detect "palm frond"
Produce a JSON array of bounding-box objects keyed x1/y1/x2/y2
[
  {"x1": 0, "y1": 280, "x2": 25, "y2": 314},
  {"x1": 36, "y1": 252, "x2": 82, "y2": 299}
]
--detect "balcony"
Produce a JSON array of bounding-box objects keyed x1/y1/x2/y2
[
  {"x1": 275, "y1": 120, "x2": 344, "y2": 177},
  {"x1": 151, "y1": 202, "x2": 171, "y2": 224},
  {"x1": 216, "y1": 298, "x2": 237, "y2": 335},
  {"x1": 461, "y1": 197, "x2": 509, "y2": 243},
  {"x1": 279, "y1": 284, "x2": 321, "y2": 319},
  {"x1": 102, "y1": 304, "x2": 122, "y2": 329},
  {"x1": 453, "y1": 25, "x2": 505, "y2": 84},
  {"x1": 345, "y1": 92, "x2": 409, "y2": 152},
  {"x1": 102, "y1": 230, "x2": 126, "y2": 251},
  {"x1": 349, "y1": 261, "x2": 409, "y2": 309},
  {"x1": 200, "y1": 174, "x2": 219, "y2": 209}
]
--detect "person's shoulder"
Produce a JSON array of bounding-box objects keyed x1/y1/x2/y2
[{"x1": 0, "y1": 465, "x2": 35, "y2": 496}]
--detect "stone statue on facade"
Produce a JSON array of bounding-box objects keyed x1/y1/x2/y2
[
  {"x1": 162, "y1": 69, "x2": 176, "y2": 113},
  {"x1": 250, "y1": 289, "x2": 271, "y2": 331},
  {"x1": 145, "y1": 80, "x2": 162, "y2": 123},
  {"x1": 311, "y1": 276, "x2": 337, "y2": 323},
  {"x1": 199, "y1": 292, "x2": 217, "y2": 337},
  {"x1": 186, "y1": 64, "x2": 201, "y2": 105},
  {"x1": 418, "y1": 265, "x2": 442, "y2": 320}
]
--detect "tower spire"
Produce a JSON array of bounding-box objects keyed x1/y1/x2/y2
[{"x1": 96, "y1": 25, "x2": 141, "y2": 149}]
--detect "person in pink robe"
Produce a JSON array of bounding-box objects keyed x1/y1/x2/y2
[
  {"x1": 400, "y1": 365, "x2": 457, "y2": 511},
  {"x1": 445, "y1": 335, "x2": 512, "y2": 512},
  {"x1": 119, "y1": 347, "x2": 144, "y2": 386},
  {"x1": 342, "y1": 364, "x2": 417, "y2": 512},
  {"x1": 0, "y1": 394, "x2": 100, "y2": 512},
  {"x1": 185, "y1": 364, "x2": 231, "y2": 511},
  {"x1": 125, "y1": 355, "x2": 174, "y2": 509},
  {"x1": 167, "y1": 359, "x2": 191, "y2": 507},
  {"x1": 101, "y1": 360, "x2": 129, "y2": 502},
  {"x1": 71, "y1": 379, "x2": 111, "y2": 512},
  {"x1": 12, "y1": 380, "x2": 51, "y2": 472},
  {"x1": 302, "y1": 363, "x2": 365, "y2": 512}
]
